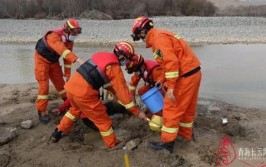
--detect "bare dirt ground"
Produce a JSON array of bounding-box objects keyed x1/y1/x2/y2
[{"x1": 0, "y1": 83, "x2": 265, "y2": 167}]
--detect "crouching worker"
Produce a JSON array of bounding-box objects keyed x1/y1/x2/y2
[
  {"x1": 50, "y1": 51, "x2": 147, "y2": 149},
  {"x1": 125, "y1": 54, "x2": 164, "y2": 117}
]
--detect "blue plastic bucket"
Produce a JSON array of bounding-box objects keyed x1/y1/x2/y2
[{"x1": 140, "y1": 87, "x2": 163, "y2": 114}]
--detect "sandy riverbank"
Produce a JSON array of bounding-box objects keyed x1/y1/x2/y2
[{"x1": 0, "y1": 82, "x2": 265, "y2": 167}]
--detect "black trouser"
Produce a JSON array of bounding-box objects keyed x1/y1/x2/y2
[{"x1": 82, "y1": 101, "x2": 129, "y2": 130}]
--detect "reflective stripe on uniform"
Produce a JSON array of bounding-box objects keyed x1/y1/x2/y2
[
  {"x1": 37, "y1": 95, "x2": 48, "y2": 99},
  {"x1": 165, "y1": 71, "x2": 179, "y2": 78},
  {"x1": 64, "y1": 64, "x2": 72, "y2": 68},
  {"x1": 117, "y1": 100, "x2": 135, "y2": 109},
  {"x1": 179, "y1": 122, "x2": 193, "y2": 128},
  {"x1": 100, "y1": 127, "x2": 114, "y2": 136},
  {"x1": 58, "y1": 89, "x2": 66, "y2": 95},
  {"x1": 65, "y1": 111, "x2": 76, "y2": 121},
  {"x1": 161, "y1": 126, "x2": 178, "y2": 134},
  {"x1": 62, "y1": 50, "x2": 71, "y2": 59},
  {"x1": 174, "y1": 34, "x2": 181, "y2": 39},
  {"x1": 129, "y1": 85, "x2": 136, "y2": 90}
]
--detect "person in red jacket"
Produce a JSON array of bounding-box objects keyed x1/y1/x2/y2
[
  {"x1": 125, "y1": 54, "x2": 164, "y2": 117},
  {"x1": 131, "y1": 16, "x2": 202, "y2": 153},
  {"x1": 51, "y1": 48, "x2": 147, "y2": 148},
  {"x1": 34, "y1": 18, "x2": 84, "y2": 124},
  {"x1": 49, "y1": 41, "x2": 138, "y2": 117}
]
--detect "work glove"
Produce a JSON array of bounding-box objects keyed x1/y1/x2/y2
[{"x1": 50, "y1": 128, "x2": 63, "y2": 143}]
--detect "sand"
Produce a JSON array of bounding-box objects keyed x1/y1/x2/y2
[{"x1": 0, "y1": 82, "x2": 265, "y2": 167}]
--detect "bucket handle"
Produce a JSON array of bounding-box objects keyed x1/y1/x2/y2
[{"x1": 154, "y1": 81, "x2": 166, "y2": 94}]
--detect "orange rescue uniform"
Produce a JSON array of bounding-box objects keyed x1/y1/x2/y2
[
  {"x1": 146, "y1": 28, "x2": 202, "y2": 142},
  {"x1": 57, "y1": 52, "x2": 141, "y2": 148},
  {"x1": 34, "y1": 29, "x2": 78, "y2": 115},
  {"x1": 129, "y1": 60, "x2": 163, "y2": 97}
]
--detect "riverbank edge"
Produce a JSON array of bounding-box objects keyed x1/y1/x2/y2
[{"x1": 1, "y1": 40, "x2": 266, "y2": 47}]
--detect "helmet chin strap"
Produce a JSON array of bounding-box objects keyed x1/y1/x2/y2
[
  {"x1": 140, "y1": 33, "x2": 146, "y2": 39},
  {"x1": 131, "y1": 34, "x2": 140, "y2": 41},
  {"x1": 140, "y1": 29, "x2": 148, "y2": 41}
]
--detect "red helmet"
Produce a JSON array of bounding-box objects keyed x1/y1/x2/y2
[
  {"x1": 63, "y1": 18, "x2": 81, "y2": 35},
  {"x1": 113, "y1": 41, "x2": 135, "y2": 59},
  {"x1": 131, "y1": 16, "x2": 153, "y2": 41},
  {"x1": 126, "y1": 54, "x2": 144, "y2": 74}
]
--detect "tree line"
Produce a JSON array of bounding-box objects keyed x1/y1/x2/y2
[
  {"x1": 0, "y1": 0, "x2": 216, "y2": 19},
  {"x1": 1, "y1": 0, "x2": 265, "y2": 19}
]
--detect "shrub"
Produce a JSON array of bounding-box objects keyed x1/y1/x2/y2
[{"x1": 0, "y1": 0, "x2": 217, "y2": 19}]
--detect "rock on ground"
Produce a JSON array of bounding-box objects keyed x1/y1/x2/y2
[{"x1": 0, "y1": 127, "x2": 17, "y2": 145}]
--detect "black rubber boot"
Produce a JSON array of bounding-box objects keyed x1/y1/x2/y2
[
  {"x1": 38, "y1": 112, "x2": 51, "y2": 124},
  {"x1": 149, "y1": 141, "x2": 175, "y2": 153},
  {"x1": 50, "y1": 128, "x2": 63, "y2": 143}
]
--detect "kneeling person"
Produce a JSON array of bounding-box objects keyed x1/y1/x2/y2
[{"x1": 51, "y1": 51, "x2": 146, "y2": 148}]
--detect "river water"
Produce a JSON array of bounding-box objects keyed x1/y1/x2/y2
[{"x1": 0, "y1": 43, "x2": 265, "y2": 109}]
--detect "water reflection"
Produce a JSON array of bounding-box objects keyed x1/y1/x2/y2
[
  {"x1": 0, "y1": 43, "x2": 265, "y2": 109},
  {"x1": 0, "y1": 44, "x2": 35, "y2": 83}
]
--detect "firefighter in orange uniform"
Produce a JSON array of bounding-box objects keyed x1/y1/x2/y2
[
  {"x1": 125, "y1": 54, "x2": 164, "y2": 117},
  {"x1": 34, "y1": 18, "x2": 84, "y2": 124},
  {"x1": 131, "y1": 16, "x2": 202, "y2": 153},
  {"x1": 51, "y1": 43, "x2": 146, "y2": 149}
]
